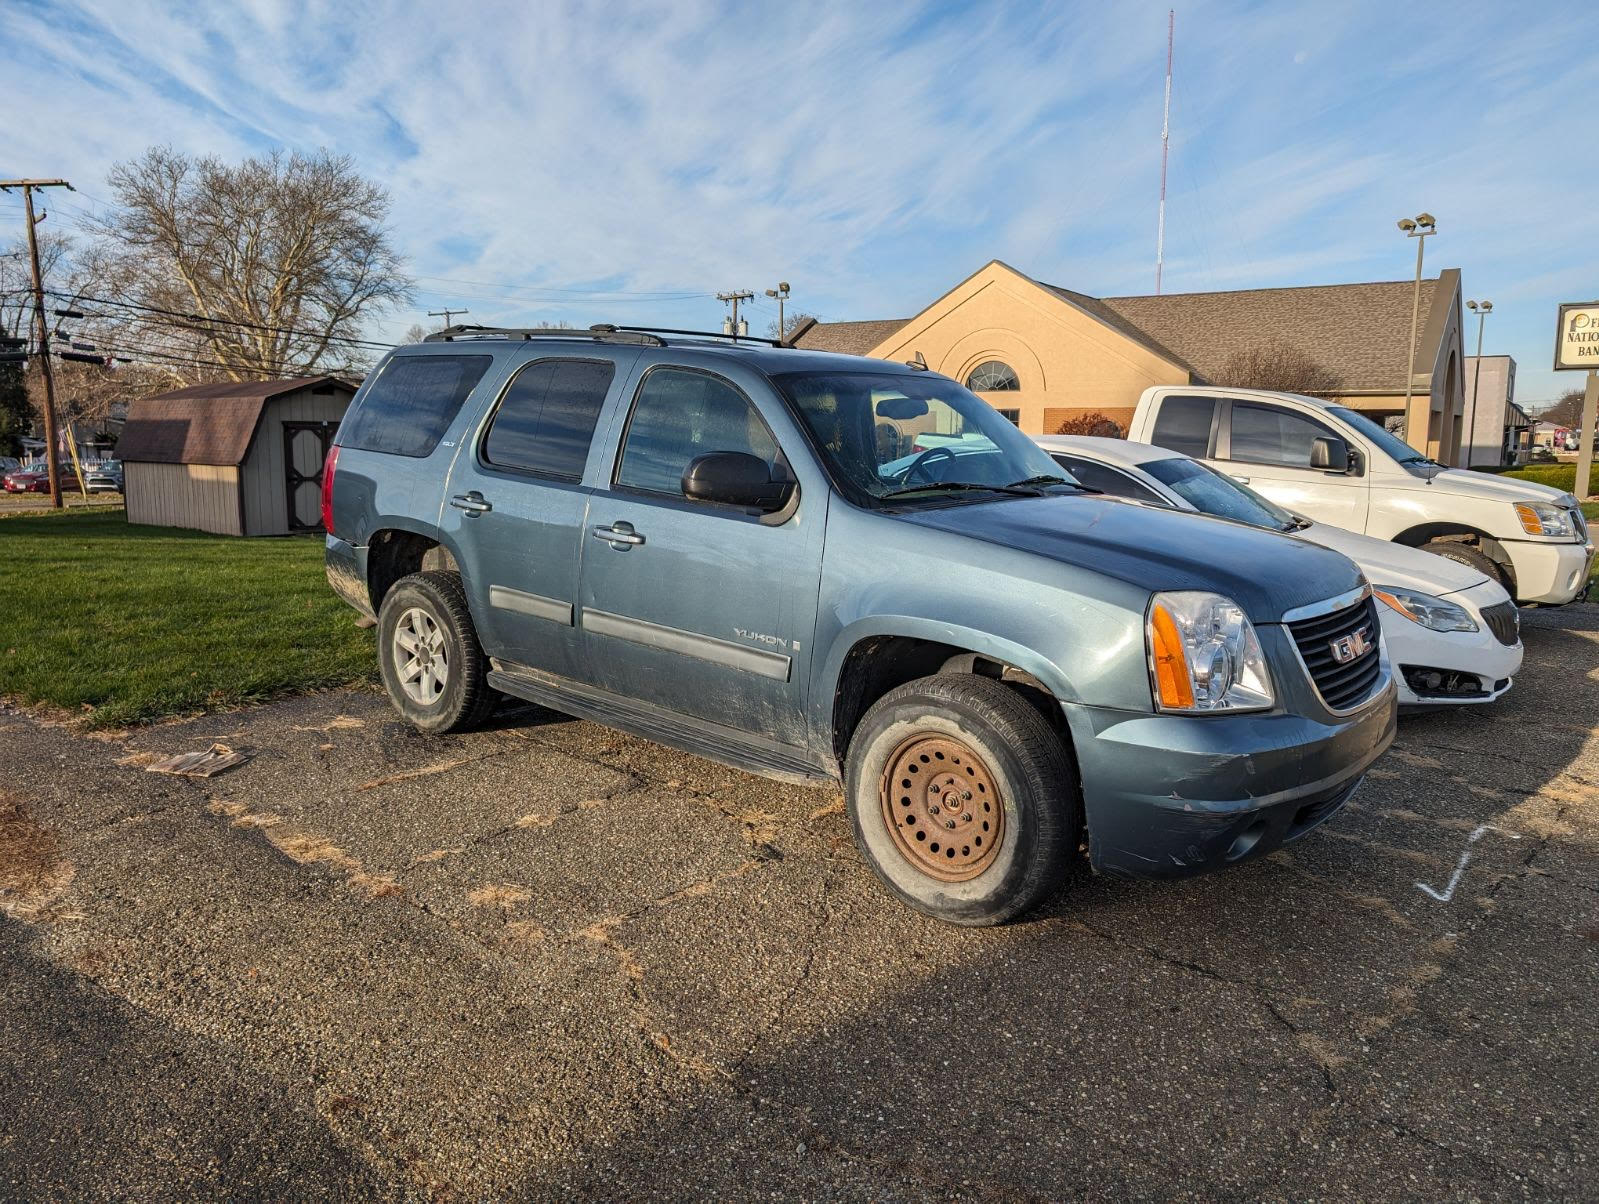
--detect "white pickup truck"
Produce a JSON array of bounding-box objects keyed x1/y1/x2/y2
[{"x1": 1124, "y1": 386, "x2": 1595, "y2": 606}]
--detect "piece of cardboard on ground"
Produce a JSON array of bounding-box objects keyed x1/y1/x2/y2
[{"x1": 118, "y1": 744, "x2": 252, "y2": 778}]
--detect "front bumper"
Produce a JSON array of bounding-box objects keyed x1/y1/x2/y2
[
  {"x1": 1382, "y1": 581, "x2": 1523, "y2": 705},
  {"x1": 1062, "y1": 676, "x2": 1396, "y2": 881},
  {"x1": 1505, "y1": 538, "x2": 1595, "y2": 605}
]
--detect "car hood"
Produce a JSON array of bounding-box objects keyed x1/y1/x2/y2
[
  {"x1": 896, "y1": 495, "x2": 1365, "y2": 623},
  {"x1": 1390, "y1": 466, "x2": 1573, "y2": 506},
  {"x1": 1296, "y1": 522, "x2": 1488, "y2": 597}
]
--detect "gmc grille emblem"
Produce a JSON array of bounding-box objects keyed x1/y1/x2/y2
[{"x1": 1328, "y1": 625, "x2": 1373, "y2": 665}]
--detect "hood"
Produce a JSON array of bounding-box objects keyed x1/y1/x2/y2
[
  {"x1": 896, "y1": 495, "x2": 1365, "y2": 623},
  {"x1": 1390, "y1": 466, "x2": 1572, "y2": 506},
  {"x1": 1296, "y1": 522, "x2": 1487, "y2": 597}
]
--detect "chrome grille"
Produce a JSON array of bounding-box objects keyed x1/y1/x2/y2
[
  {"x1": 1480, "y1": 601, "x2": 1520, "y2": 647},
  {"x1": 1287, "y1": 595, "x2": 1383, "y2": 712}
]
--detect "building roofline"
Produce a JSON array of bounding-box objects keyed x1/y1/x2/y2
[{"x1": 1103, "y1": 272, "x2": 1459, "y2": 302}]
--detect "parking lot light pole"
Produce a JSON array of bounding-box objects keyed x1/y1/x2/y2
[
  {"x1": 1466, "y1": 299, "x2": 1492, "y2": 466},
  {"x1": 764, "y1": 282, "x2": 790, "y2": 343},
  {"x1": 1398, "y1": 213, "x2": 1437, "y2": 447}
]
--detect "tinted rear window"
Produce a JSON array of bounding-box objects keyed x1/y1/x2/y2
[
  {"x1": 1149, "y1": 395, "x2": 1215, "y2": 457},
  {"x1": 482, "y1": 359, "x2": 615, "y2": 479},
  {"x1": 339, "y1": 354, "x2": 493, "y2": 458}
]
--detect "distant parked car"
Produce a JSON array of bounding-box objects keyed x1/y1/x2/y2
[
  {"x1": 1037, "y1": 435, "x2": 1524, "y2": 707},
  {"x1": 85, "y1": 460, "x2": 124, "y2": 493},
  {"x1": 3, "y1": 464, "x2": 81, "y2": 493},
  {"x1": 0, "y1": 456, "x2": 19, "y2": 475}
]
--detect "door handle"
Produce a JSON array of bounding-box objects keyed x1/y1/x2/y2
[
  {"x1": 450, "y1": 492, "x2": 492, "y2": 514},
  {"x1": 591, "y1": 522, "x2": 645, "y2": 547}
]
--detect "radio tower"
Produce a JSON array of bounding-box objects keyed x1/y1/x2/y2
[{"x1": 1155, "y1": 9, "x2": 1174, "y2": 295}]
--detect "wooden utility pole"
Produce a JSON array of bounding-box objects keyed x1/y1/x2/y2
[
  {"x1": 0, "y1": 178, "x2": 74, "y2": 508},
  {"x1": 717, "y1": 290, "x2": 754, "y2": 338},
  {"x1": 428, "y1": 306, "x2": 469, "y2": 328}
]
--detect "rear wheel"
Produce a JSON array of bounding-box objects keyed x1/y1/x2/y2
[
  {"x1": 845, "y1": 674, "x2": 1077, "y2": 926},
  {"x1": 377, "y1": 571, "x2": 499, "y2": 733},
  {"x1": 1421, "y1": 539, "x2": 1512, "y2": 594}
]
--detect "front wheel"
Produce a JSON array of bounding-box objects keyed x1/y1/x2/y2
[
  {"x1": 376, "y1": 571, "x2": 499, "y2": 734},
  {"x1": 1421, "y1": 539, "x2": 1512, "y2": 594},
  {"x1": 845, "y1": 674, "x2": 1078, "y2": 926}
]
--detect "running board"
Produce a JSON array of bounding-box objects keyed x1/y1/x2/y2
[{"x1": 487, "y1": 662, "x2": 835, "y2": 786}]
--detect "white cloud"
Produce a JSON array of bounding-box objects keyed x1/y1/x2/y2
[{"x1": 0, "y1": 0, "x2": 1587, "y2": 397}]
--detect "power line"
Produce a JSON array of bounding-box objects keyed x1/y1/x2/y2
[{"x1": 46, "y1": 288, "x2": 395, "y2": 351}]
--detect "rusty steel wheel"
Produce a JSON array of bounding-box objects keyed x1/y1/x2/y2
[{"x1": 879, "y1": 734, "x2": 1006, "y2": 882}]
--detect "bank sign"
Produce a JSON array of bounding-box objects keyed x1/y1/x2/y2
[{"x1": 1555, "y1": 302, "x2": 1599, "y2": 370}]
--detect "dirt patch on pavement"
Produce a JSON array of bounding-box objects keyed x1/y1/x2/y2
[{"x1": 0, "y1": 792, "x2": 75, "y2": 921}]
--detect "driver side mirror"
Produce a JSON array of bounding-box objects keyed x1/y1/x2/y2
[
  {"x1": 682, "y1": 452, "x2": 794, "y2": 512},
  {"x1": 1310, "y1": 435, "x2": 1353, "y2": 473}
]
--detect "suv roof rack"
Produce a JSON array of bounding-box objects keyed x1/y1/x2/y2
[
  {"x1": 611, "y1": 324, "x2": 783, "y2": 347},
  {"x1": 420, "y1": 323, "x2": 788, "y2": 349},
  {"x1": 423, "y1": 324, "x2": 667, "y2": 347}
]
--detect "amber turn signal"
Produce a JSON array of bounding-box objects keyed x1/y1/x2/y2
[{"x1": 1149, "y1": 602, "x2": 1196, "y2": 709}]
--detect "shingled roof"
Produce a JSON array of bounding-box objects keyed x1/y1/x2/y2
[
  {"x1": 787, "y1": 317, "x2": 910, "y2": 356},
  {"x1": 117, "y1": 376, "x2": 352, "y2": 465},
  {"x1": 782, "y1": 266, "x2": 1456, "y2": 393},
  {"x1": 1097, "y1": 276, "x2": 1451, "y2": 392}
]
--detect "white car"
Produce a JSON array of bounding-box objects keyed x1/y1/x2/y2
[
  {"x1": 1037, "y1": 435, "x2": 1524, "y2": 708},
  {"x1": 1123, "y1": 386, "x2": 1594, "y2": 606}
]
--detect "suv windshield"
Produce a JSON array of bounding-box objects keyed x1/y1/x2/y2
[
  {"x1": 1328, "y1": 405, "x2": 1435, "y2": 466},
  {"x1": 774, "y1": 371, "x2": 1071, "y2": 505},
  {"x1": 1143, "y1": 456, "x2": 1301, "y2": 532}
]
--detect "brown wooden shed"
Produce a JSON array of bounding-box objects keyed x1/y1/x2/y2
[{"x1": 117, "y1": 376, "x2": 357, "y2": 536}]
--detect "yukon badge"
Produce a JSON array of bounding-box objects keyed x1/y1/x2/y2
[{"x1": 1328, "y1": 625, "x2": 1373, "y2": 665}]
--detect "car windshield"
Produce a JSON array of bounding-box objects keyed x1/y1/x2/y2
[
  {"x1": 1328, "y1": 406, "x2": 1434, "y2": 465},
  {"x1": 773, "y1": 370, "x2": 1074, "y2": 505},
  {"x1": 1142, "y1": 456, "x2": 1301, "y2": 532}
]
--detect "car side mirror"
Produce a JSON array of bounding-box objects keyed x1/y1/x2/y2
[
  {"x1": 1310, "y1": 435, "x2": 1352, "y2": 473},
  {"x1": 682, "y1": 452, "x2": 794, "y2": 512}
]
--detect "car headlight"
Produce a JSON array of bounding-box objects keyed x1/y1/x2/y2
[
  {"x1": 1147, "y1": 591, "x2": 1274, "y2": 713},
  {"x1": 1372, "y1": 586, "x2": 1478, "y2": 633},
  {"x1": 1513, "y1": 501, "x2": 1573, "y2": 538}
]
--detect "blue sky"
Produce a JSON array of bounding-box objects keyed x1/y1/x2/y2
[{"x1": 1, "y1": 0, "x2": 1592, "y2": 402}]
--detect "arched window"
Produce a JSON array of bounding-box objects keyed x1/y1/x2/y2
[{"x1": 966, "y1": 360, "x2": 1020, "y2": 392}]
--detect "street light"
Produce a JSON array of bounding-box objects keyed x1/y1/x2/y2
[
  {"x1": 1465, "y1": 299, "x2": 1493, "y2": 466},
  {"x1": 1398, "y1": 213, "x2": 1437, "y2": 447},
  {"x1": 765, "y1": 281, "x2": 791, "y2": 343}
]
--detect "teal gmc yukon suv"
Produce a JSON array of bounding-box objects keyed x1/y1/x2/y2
[{"x1": 323, "y1": 325, "x2": 1396, "y2": 925}]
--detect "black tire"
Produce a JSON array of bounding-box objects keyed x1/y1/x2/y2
[
  {"x1": 376, "y1": 571, "x2": 499, "y2": 734},
  {"x1": 1421, "y1": 539, "x2": 1512, "y2": 593},
  {"x1": 844, "y1": 673, "x2": 1078, "y2": 926}
]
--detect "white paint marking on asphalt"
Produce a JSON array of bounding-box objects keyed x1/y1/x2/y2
[{"x1": 1415, "y1": 825, "x2": 1522, "y2": 902}]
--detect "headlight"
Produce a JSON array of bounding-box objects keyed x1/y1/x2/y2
[
  {"x1": 1147, "y1": 591, "x2": 1274, "y2": 713},
  {"x1": 1513, "y1": 501, "x2": 1573, "y2": 538},
  {"x1": 1372, "y1": 586, "x2": 1478, "y2": 632}
]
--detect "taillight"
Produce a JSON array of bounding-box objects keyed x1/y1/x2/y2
[{"x1": 320, "y1": 444, "x2": 340, "y2": 536}]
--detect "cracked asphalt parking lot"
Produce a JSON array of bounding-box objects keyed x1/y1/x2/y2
[{"x1": 1, "y1": 605, "x2": 1595, "y2": 1201}]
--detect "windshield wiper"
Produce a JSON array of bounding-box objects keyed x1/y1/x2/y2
[
  {"x1": 1003, "y1": 474, "x2": 1098, "y2": 493},
  {"x1": 879, "y1": 480, "x2": 1046, "y2": 501}
]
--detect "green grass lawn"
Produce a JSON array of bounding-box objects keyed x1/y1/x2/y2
[{"x1": 0, "y1": 509, "x2": 375, "y2": 727}]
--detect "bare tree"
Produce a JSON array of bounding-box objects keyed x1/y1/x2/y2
[
  {"x1": 767, "y1": 310, "x2": 819, "y2": 342},
  {"x1": 1540, "y1": 388, "x2": 1586, "y2": 428},
  {"x1": 1055, "y1": 411, "x2": 1124, "y2": 438},
  {"x1": 1212, "y1": 342, "x2": 1343, "y2": 398},
  {"x1": 85, "y1": 147, "x2": 412, "y2": 382}
]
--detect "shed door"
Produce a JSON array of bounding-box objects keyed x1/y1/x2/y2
[{"x1": 284, "y1": 422, "x2": 338, "y2": 531}]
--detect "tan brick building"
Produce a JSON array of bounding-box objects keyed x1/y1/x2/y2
[{"x1": 790, "y1": 260, "x2": 1468, "y2": 463}]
